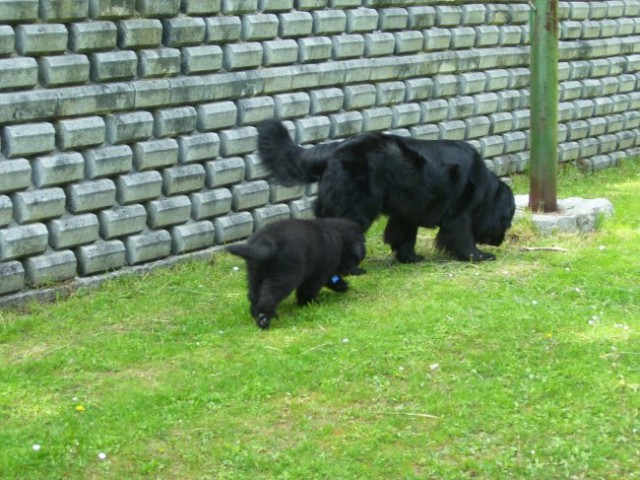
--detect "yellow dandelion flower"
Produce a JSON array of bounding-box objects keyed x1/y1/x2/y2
[{"x1": 75, "y1": 405, "x2": 85, "y2": 412}]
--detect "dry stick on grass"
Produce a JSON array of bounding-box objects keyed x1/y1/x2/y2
[
  {"x1": 519, "y1": 246, "x2": 569, "y2": 252},
  {"x1": 378, "y1": 411, "x2": 439, "y2": 419}
]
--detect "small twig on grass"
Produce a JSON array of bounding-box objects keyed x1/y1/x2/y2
[
  {"x1": 263, "y1": 345, "x2": 283, "y2": 352},
  {"x1": 300, "y1": 342, "x2": 331, "y2": 355},
  {"x1": 377, "y1": 411, "x2": 439, "y2": 419},
  {"x1": 519, "y1": 246, "x2": 569, "y2": 252}
]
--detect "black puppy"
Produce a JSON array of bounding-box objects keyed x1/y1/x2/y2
[
  {"x1": 258, "y1": 120, "x2": 515, "y2": 263},
  {"x1": 227, "y1": 218, "x2": 365, "y2": 329}
]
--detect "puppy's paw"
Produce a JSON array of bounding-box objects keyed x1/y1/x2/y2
[
  {"x1": 347, "y1": 266, "x2": 367, "y2": 276},
  {"x1": 396, "y1": 253, "x2": 425, "y2": 263},
  {"x1": 326, "y1": 274, "x2": 349, "y2": 293},
  {"x1": 256, "y1": 313, "x2": 272, "y2": 329},
  {"x1": 472, "y1": 251, "x2": 496, "y2": 262}
]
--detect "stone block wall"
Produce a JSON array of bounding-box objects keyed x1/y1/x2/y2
[{"x1": 1, "y1": 0, "x2": 639, "y2": 300}]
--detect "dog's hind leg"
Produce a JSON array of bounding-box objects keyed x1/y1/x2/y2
[
  {"x1": 296, "y1": 275, "x2": 329, "y2": 306},
  {"x1": 384, "y1": 217, "x2": 424, "y2": 263},
  {"x1": 436, "y1": 216, "x2": 496, "y2": 262},
  {"x1": 253, "y1": 279, "x2": 294, "y2": 329}
]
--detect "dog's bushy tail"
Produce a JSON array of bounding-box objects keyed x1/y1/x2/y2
[
  {"x1": 226, "y1": 242, "x2": 275, "y2": 262},
  {"x1": 257, "y1": 119, "x2": 335, "y2": 185}
]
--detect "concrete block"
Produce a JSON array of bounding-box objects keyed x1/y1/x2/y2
[
  {"x1": 0, "y1": 261, "x2": 25, "y2": 295},
  {"x1": 244, "y1": 153, "x2": 270, "y2": 181},
  {"x1": 171, "y1": 221, "x2": 215, "y2": 254},
  {"x1": 133, "y1": 138, "x2": 178, "y2": 171},
  {"x1": 213, "y1": 211, "x2": 253, "y2": 243},
  {"x1": 394, "y1": 31, "x2": 423, "y2": 54},
  {"x1": 362, "y1": 107, "x2": 392, "y2": 132},
  {"x1": 594, "y1": 97, "x2": 615, "y2": 116},
  {"x1": 32, "y1": 152, "x2": 84, "y2": 188},
  {"x1": 439, "y1": 120, "x2": 466, "y2": 140},
  {"x1": 605, "y1": 114, "x2": 625, "y2": 134},
  {"x1": 581, "y1": 78, "x2": 602, "y2": 98},
  {"x1": 237, "y1": 97, "x2": 275, "y2": 125},
  {"x1": 420, "y1": 98, "x2": 449, "y2": 124},
  {"x1": 154, "y1": 106, "x2": 197, "y2": 138},
  {"x1": 89, "y1": 0, "x2": 136, "y2": 19},
  {"x1": 48, "y1": 214, "x2": 99, "y2": 249},
  {"x1": 479, "y1": 135, "x2": 504, "y2": 158},
  {"x1": 0, "y1": 0, "x2": 38, "y2": 21},
  {"x1": 496, "y1": 90, "x2": 523, "y2": 112},
  {"x1": 407, "y1": 6, "x2": 435, "y2": 28},
  {"x1": 106, "y1": 111, "x2": 154, "y2": 145},
  {"x1": 312, "y1": 9, "x2": 347, "y2": 34},
  {"x1": 67, "y1": 179, "x2": 116, "y2": 214},
  {"x1": 138, "y1": 48, "x2": 181, "y2": 78},
  {"x1": 136, "y1": 0, "x2": 180, "y2": 16},
  {"x1": 346, "y1": 8, "x2": 377, "y2": 33},
  {"x1": 241, "y1": 13, "x2": 278, "y2": 41},
  {"x1": 164, "y1": 17, "x2": 206, "y2": 46},
  {"x1": 502, "y1": 131, "x2": 527, "y2": 153},
  {"x1": 2, "y1": 122, "x2": 55, "y2": 159},
  {"x1": 295, "y1": 0, "x2": 327, "y2": 10},
  {"x1": 125, "y1": 229, "x2": 172, "y2": 265},
  {"x1": 219, "y1": 127, "x2": 257, "y2": 156},
  {"x1": 252, "y1": 204, "x2": 291, "y2": 230},
  {"x1": 560, "y1": 80, "x2": 582, "y2": 101},
  {"x1": 262, "y1": 39, "x2": 299, "y2": 66},
  {"x1": 512, "y1": 109, "x2": 530, "y2": 130},
  {"x1": 231, "y1": 180, "x2": 270, "y2": 211},
  {"x1": 196, "y1": 101, "x2": 237, "y2": 132},
  {"x1": 435, "y1": 5, "x2": 462, "y2": 26},
  {"x1": 84, "y1": 145, "x2": 132, "y2": 179},
  {"x1": 0, "y1": 26, "x2": 14, "y2": 56},
  {"x1": 206, "y1": 16, "x2": 241, "y2": 43},
  {"x1": 38, "y1": 54, "x2": 90, "y2": 87},
  {"x1": 573, "y1": 99, "x2": 595, "y2": 119},
  {"x1": 259, "y1": 0, "x2": 292, "y2": 12},
  {"x1": 269, "y1": 183, "x2": 304, "y2": 203},
  {"x1": 116, "y1": 171, "x2": 163, "y2": 205},
  {"x1": 56, "y1": 84, "x2": 135, "y2": 118},
  {"x1": 344, "y1": 84, "x2": 376, "y2": 109},
  {"x1": 587, "y1": 117, "x2": 608, "y2": 137},
  {"x1": 459, "y1": 71, "x2": 486, "y2": 95},
  {"x1": 146, "y1": 195, "x2": 191, "y2": 228},
  {"x1": 289, "y1": 198, "x2": 314, "y2": 219},
  {"x1": 329, "y1": 111, "x2": 363, "y2": 138},
  {"x1": 271, "y1": 92, "x2": 308, "y2": 120},
  {"x1": 24, "y1": 250, "x2": 76, "y2": 286},
  {"x1": 206, "y1": 157, "x2": 246, "y2": 188},
  {"x1": 0, "y1": 159, "x2": 31, "y2": 194},
  {"x1": 465, "y1": 116, "x2": 491, "y2": 139},
  {"x1": 578, "y1": 137, "x2": 600, "y2": 158},
  {"x1": 404, "y1": 78, "x2": 433, "y2": 102},
  {"x1": 391, "y1": 104, "x2": 420, "y2": 128},
  {"x1": 432, "y1": 74, "x2": 459, "y2": 98},
  {"x1": 178, "y1": 132, "x2": 219, "y2": 164},
  {"x1": 332, "y1": 34, "x2": 365, "y2": 59},
  {"x1": 377, "y1": 7, "x2": 407, "y2": 31},
  {"x1": 278, "y1": 11, "x2": 312, "y2": 39},
  {"x1": 0, "y1": 57, "x2": 37, "y2": 92},
  {"x1": 162, "y1": 164, "x2": 206, "y2": 195},
  {"x1": 90, "y1": 50, "x2": 137, "y2": 82},
  {"x1": 15, "y1": 24, "x2": 67, "y2": 55},
  {"x1": 309, "y1": 88, "x2": 343, "y2": 114},
  {"x1": 298, "y1": 37, "x2": 332, "y2": 63},
  {"x1": 474, "y1": 93, "x2": 499, "y2": 116},
  {"x1": 12, "y1": 188, "x2": 65, "y2": 224},
  {"x1": 223, "y1": 43, "x2": 263, "y2": 70},
  {"x1": 99, "y1": 204, "x2": 147, "y2": 239},
  {"x1": 508, "y1": 68, "x2": 530, "y2": 89},
  {"x1": 376, "y1": 81, "x2": 406, "y2": 105},
  {"x1": 41, "y1": 0, "x2": 89, "y2": 21},
  {"x1": 117, "y1": 19, "x2": 162, "y2": 49},
  {"x1": 448, "y1": 96, "x2": 475, "y2": 119},
  {"x1": 221, "y1": 0, "x2": 258, "y2": 14},
  {"x1": 450, "y1": 26, "x2": 476, "y2": 49},
  {"x1": 182, "y1": 45, "x2": 223, "y2": 74},
  {"x1": 294, "y1": 116, "x2": 330, "y2": 144},
  {"x1": 77, "y1": 240, "x2": 126, "y2": 275},
  {"x1": 191, "y1": 188, "x2": 232, "y2": 219},
  {"x1": 56, "y1": 116, "x2": 105, "y2": 151},
  {"x1": 410, "y1": 123, "x2": 439, "y2": 141},
  {"x1": 69, "y1": 21, "x2": 117, "y2": 52},
  {"x1": 364, "y1": 32, "x2": 395, "y2": 57},
  {"x1": 0, "y1": 223, "x2": 48, "y2": 261},
  {"x1": 489, "y1": 112, "x2": 514, "y2": 134},
  {"x1": 0, "y1": 195, "x2": 11, "y2": 227},
  {"x1": 422, "y1": 28, "x2": 450, "y2": 51},
  {"x1": 616, "y1": 130, "x2": 636, "y2": 150},
  {"x1": 460, "y1": 3, "x2": 485, "y2": 25}
]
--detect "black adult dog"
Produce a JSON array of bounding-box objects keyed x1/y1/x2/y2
[
  {"x1": 227, "y1": 218, "x2": 365, "y2": 329},
  {"x1": 258, "y1": 119, "x2": 515, "y2": 263}
]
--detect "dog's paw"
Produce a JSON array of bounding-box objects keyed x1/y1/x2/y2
[
  {"x1": 256, "y1": 313, "x2": 272, "y2": 329},
  {"x1": 326, "y1": 274, "x2": 349, "y2": 292},
  {"x1": 397, "y1": 253, "x2": 425, "y2": 263},
  {"x1": 470, "y1": 251, "x2": 496, "y2": 262}
]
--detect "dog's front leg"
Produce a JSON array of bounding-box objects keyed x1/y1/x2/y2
[{"x1": 436, "y1": 216, "x2": 496, "y2": 262}]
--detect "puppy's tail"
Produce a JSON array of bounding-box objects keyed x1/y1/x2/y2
[
  {"x1": 257, "y1": 119, "x2": 334, "y2": 185},
  {"x1": 226, "y1": 242, "x2": 276, "y2": 262}
]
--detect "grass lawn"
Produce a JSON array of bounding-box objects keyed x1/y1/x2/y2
[{"x1": 1, "y1": 159, "x2": 639, "y2": 479}]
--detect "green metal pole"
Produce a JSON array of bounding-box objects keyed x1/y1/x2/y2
[{"x1": 529, "y1": 0, "x2": 558, "y2": 212}]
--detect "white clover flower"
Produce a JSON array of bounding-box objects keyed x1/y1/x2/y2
[
  {"x1": 32, "y1": 444, "x2": 41, "y2": 452},
  {"x1": 98, "y1": 452, "x2": 107, "y2": 460}
]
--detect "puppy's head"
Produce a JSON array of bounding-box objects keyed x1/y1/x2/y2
[
  {"x1": 332, "y1": 219, "x2": 366, "y2": 271},
  {"x1": 474, "y1": 181, "x2": 516, "y2": 246}
]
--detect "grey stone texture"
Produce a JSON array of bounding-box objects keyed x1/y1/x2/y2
[{"x1": 1, "y1": 0, "x2": 639, "y2": 302}]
